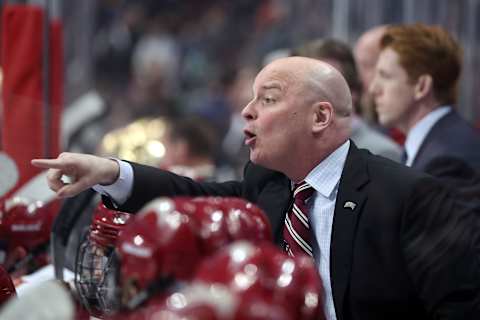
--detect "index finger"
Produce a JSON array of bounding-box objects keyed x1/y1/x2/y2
[{"x1": 31, "y1": 158, "x2": 65, "y2": 170}]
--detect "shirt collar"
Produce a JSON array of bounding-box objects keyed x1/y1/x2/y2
[
  {"x1": 404, "y1": 106, "x2": 451, "y2": 166},
  {"x1": 303, "y1": 140, "x2": 350, "y2": 198}
]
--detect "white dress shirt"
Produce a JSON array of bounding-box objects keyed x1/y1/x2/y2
[
  {"x1": 403, "y1": 106, "x2": 451, "y2": 166},
  {"x1": 304, "y1": 140, "x2": 350, "y2": 320},
  {"x1": 92, "y1": 159, "x2": 133, "y2": 206},
  {"x1": 94, "y1": 141, "x2": 351, "y2": 320}
]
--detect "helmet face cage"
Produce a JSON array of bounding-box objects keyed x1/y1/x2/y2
[
  {"x1": 74, "y1": 205, "x2": 131, "y2": 317},
  {"x1": 75, "y1": 233, "x2": 121, "y2": 316}
]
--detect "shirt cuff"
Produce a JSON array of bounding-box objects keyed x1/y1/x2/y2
[{"x1": 92, "y1": 159, "x2": 133, "y2": 206}]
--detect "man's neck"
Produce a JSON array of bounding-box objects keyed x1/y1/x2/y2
[
  {"x1": 286, "y1": 140, "x2": 349, "y2": 183},
  {"x1": 400, "y1": 100, "x2": 441, "y2": 133},
  {"x1": 402, "y1": 106, "x2": 451, "y2": 166}
]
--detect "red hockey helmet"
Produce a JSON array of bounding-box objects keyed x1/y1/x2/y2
[
  {"x1": 116, "y1": 197, "x2": 202, "y2": 310},
  {"x1": 185, "y1": 197, "x2": 272, "y2": 254},
  {"x1": 155, "y1": 281, "x2": 292, "y2": 320},
  {"x1": 75, "y1": 203, "x2": 132, "y2": 317},
  {"x1": 194, "y1": 241, "x2": 324, "y2": 320},
  {"x1": 0, "y1": 197, "x2": 55, "y2": 274},
  {"x1": 130, "y1": 283, "x2": 233, "y2": 320},
  {"x1": 136, "y1": 241, "x2": 318, "y2": 320},
  {"x1": 114, "y1": 196, "x2": 273, "y2": 313},
  {"x1": 218, "y1": 197, "x2": 272, "y2": 243}
]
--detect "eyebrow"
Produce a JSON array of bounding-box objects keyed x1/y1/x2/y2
[{"x1": 263, "y1": 80, "x2": 284, "y2": 90}]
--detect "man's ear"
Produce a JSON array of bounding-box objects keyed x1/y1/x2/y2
[
  {"x1": 312, "y1": 101, "x2": 333, "y2": 133},
  {"x1": 414, "y1": 74, "x2": 433, "y2": 100}
]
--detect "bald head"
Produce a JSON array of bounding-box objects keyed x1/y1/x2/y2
[
  {"x1": 259, "y1": 56, "x2": 353, "y2": 118},
  {"x1": 242, "y1": 56, "x2": 352, "y2": 180},
  {"x1": 354, "y1": 25, "x2": 387, "y2": 90}
]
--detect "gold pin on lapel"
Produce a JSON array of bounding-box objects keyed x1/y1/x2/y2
[{"x1": 343, "y1": 201, "x2": 357, "y2": 211}]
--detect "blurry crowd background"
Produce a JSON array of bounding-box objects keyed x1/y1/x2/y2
[
  {"x1": 0, "y1": 0, "x2": 477, "y2": 181},
  {"x1": 18, "y1": 0, "x2": 480, "y2": 178}
]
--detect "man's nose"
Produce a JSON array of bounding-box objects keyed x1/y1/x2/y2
[{"x1": 241, "y1": 100, "x2": 256, "y2": 120}]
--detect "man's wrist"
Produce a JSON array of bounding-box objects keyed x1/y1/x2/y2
[
  {"x1": 92, "y1": 159, "x2": 133, "y2": 206},
  {"x1": 100, "y1": 158, "x2": 121, "y2": 186}
]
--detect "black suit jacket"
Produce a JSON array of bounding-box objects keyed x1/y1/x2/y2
[
  {"x1": 113, "y1": 143, "x2": 480, "y2": 320},
  {"x1": 413, "y1": 110, "x2": 480, "y2": 173}
]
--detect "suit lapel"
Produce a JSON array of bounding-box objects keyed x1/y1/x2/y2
[
  {"x1": 411, "y1": 110, "x2": 453, "y2": 169},
  {"x1": 257, "y1": 176, "x2": 292, "y2": 245},
  {"x1": 243, "y1": 162, "x2": 292, "y2": 246},
  {"x1": 330, "y1": 143, "x2": 369, "y2": 320}
]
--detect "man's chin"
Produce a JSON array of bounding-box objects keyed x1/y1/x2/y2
[
  {"x1": 249, "y1": 155, "x2": 277, "y2": 172},
  {"x1": 249, "y1": 155, "x2": 259, "y2": 164},
  {"x1": 249, "y1": 153, "x2": 264, "y2": 166},
  {"x1": 377, "y1": 115, "x2": 391, "y2": 127}
]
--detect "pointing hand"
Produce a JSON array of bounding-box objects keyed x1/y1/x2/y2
[{"x1": 31, "y1": 152, "x2": 119, "y2": 198}]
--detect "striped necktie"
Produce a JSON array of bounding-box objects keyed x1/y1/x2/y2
[{"x1": 283, "y1": 181, "x2": 314, "y2": 257}]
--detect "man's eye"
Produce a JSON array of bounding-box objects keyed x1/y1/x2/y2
[{"x1": 263, "y1": 97, "x2": 275, "y2": 104}]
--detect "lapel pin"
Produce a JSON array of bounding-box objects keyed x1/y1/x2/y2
[{"x1": 343, "y1": 201, "x2": 357, "y2": 211}]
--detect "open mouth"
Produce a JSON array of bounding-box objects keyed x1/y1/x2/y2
[{"x1": 243, "y1": 129, "x2": 256, "y2": 146}]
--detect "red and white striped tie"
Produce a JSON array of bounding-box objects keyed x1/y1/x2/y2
[{"x1": 283, "y1": 181, "x2": 314, "y2": 257}]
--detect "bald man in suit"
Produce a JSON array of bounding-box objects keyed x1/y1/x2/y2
[{"x1": 34, "y1": 56, "x2": 479, "y2": 320}]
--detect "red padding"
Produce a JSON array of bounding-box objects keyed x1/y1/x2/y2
[{"x1": 1, "y1": 4, "x2": 63, "y2": 196}]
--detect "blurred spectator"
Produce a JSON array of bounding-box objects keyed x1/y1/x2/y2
[
  {"x1": 88, "y1": 32, "x2": 184, "y2": 154},
  {"x1": 354, "y1": 25, "x2": 387, "y2": 119},
  {"x1": 122, "y1": 32, "x2": 183, "y2": 120},
  {"x1": 97, "y1": 117, "x2": 169, "y2": 167},
  {"x1": 93, "y1": 1, "x2": 148, "y2": 94},
  {"x1": 186, "y1": 67, "x2": 237, "y2": 141},
  {"x1": 62, "y1": 90, "x2": 109, "y2": 154},
  {"x1": 354, "y1": 25, "x2": 387, "y2": 124},
  {"x1": 162, "y1": 117, "x2": 220, "y2": 181},
  {"x1": 354, "y1": 25, "x2": 406, "y2": 145},
  {"x1": 68, "y1": 11, "x2": 183, "y2": 154},
  {"x1": 370, "y1": 23, "x2": 480, "y2": 181},
  {"x1": 98, "y1": 115, "x2": 220, "y2": 181},
  {"x1": 293, "y1": 38, "x2": 402, "y2": 161}
]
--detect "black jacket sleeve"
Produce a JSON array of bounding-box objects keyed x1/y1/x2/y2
[{"x1": 401, "y1": 176, "x2": 480, "y2": 319}]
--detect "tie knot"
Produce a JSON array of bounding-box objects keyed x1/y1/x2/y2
[{"x1": 293, "y1": 181, "x2": 314, "y2": 202}]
